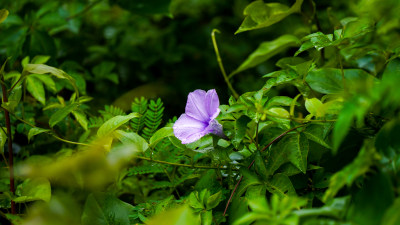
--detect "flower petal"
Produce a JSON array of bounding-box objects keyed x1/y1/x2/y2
[
  {"x1": 173, "y1": 114, "x2": 207, "y2": 144},
  {"x1": 205, "y1": 89, "x2": 220, "y2": 120},
  {"x1": 185, "y1": 89, "x2": 209, "y2": 122},
  {"x1": 204, "y1": 119, "x2": 224, "y2": 137}
]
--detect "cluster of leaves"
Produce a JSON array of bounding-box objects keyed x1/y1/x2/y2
[{"x1": 0, "y1": 0, "x2": 400, "y2": 225}]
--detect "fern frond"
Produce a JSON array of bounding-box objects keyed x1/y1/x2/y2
[
  {"x1": 131, "y1": 97, "x2": 148, "y2": 133},
  {"x1": 127, "y1": 165, "x2": 164, "y2": 176},
  {"x1": 142, "y1": 98, "x2": 164, "y2": 140},
  {"x1": 88, "y1": 116, "x2": 105, "y2": 128},
  {"x1": 99, "y1": 105, "x2": 125, "y2": 120}
]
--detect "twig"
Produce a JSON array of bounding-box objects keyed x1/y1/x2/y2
[
  {"x1": 223, "y1": 124, "x2": 307, "y2": 216},
  {"x1": 211, "y1": 29, "x2": 239, "y2": 99}
]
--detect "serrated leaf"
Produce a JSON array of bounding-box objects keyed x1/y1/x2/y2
[
  {"x1": 232, "y1": 35, "x2": 300, "y2": 75},
  {"x1": 49, "y1": 102, "x2": 79, "y2": 127},
  {"x1": 28, "y1": 127, "x2": 50, "y2": 142},
  {"x1": 97, "y1": 113, "x2": 139, "y2": 137},
  {"x1": 235, "y1": 0, "x2": 304, "y2": 34},
  {"x1": 26, "y1": 76, "x2": 45, "y2": 105},
  {"x1": 0, "y1": 9, "x2": 9, "y2": 24},
  {"x1": 115, "y1": 130, "x2": 149, "y2": 152},
  {"x1": 149, "y1": 127, "x2": 173, "y2": 148},
  {"x1": 14, "y1": 178, "x2": 51, "y2": 203},
  {"x1": 72, "y1": 110, "x2": 88, "y2": 131}
]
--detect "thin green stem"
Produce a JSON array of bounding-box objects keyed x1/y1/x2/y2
[
  {"x1": 134, "y1": 155, "x2": 235, "y2": 170},
  {"x1": 211, "y1": 29, "x2": 239, "y2": 99}
]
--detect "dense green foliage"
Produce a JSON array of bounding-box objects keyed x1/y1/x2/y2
[{"x1": 0, "y1": 0, "x2": 400, "y2": 224}]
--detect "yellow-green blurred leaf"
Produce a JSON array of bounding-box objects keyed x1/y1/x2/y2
[
  {"x1": 97, "y1": 113, "x2": 139, "y2": 137},
  {"x1": 0, "y1": 9, "x2": 9, "y2": 24}
]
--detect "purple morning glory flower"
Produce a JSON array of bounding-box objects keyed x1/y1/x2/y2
[{"x1": 173, "y1": 89, "x2": 224, "y2": 144}]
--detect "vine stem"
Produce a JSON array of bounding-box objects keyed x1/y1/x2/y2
[
  {"x1": 211, "y1": 29, "x2": 239, "y2": 99},
  {"x1": 1, "y1": 70, "x2": 16, "y2": 215},
  {"x1": 222, "y1": 124, "x2": 307, "y2": 216},
  {"x1": 134, "y1": 155, "x2": 237, "y2": 171}
]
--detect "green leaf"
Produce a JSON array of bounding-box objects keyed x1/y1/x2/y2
[
  {"x1": 146, "y1": 205, "x2": 200, "y2": 225},
  {"x1": 232, "y1": 115, "x2": 251, "y2": 148},
  {"x1": 149, "y1": 127, "x2": 174, "y2": 148},
  {"x1": 323, "y1": 141, "x2": 378, "y2": 202},
  {"x1": 266, "y1": 133, "x2": 308, "y2": 175},
  {"x1": 295, "y1": 32, "x2": 336, "y2": 55},
  {"x1": 206, "y1": 191, "x2": 222, "y2": 210},
  {"x1": 287, "y1": 133, "x2": 309, "y2": 173},
  {"x1": 49, "y1": 102, "x2": 79, "y2": 127},
  {"x1": 235, "y1": 0, "x2": 304, "y2": 34},
  {"x1": 294, "y1": 196, "x2": 350, "y2": 219},
  {"x1": 0, "y1": 127, "x2": 7, "y2": 154},
  {"x1": 381, "y1": 197, "x2": 400, "y2": 225},
  {"x1": 266, "y1": 96, "x2": 296, "y2": 108},
  {"x1": 343, "y1": 17, "x2": 374, "y2": 39},
  {"x1": 349, "y1": 172, "x2": 394, "y2": 225},
  {"x1": 254, "y1": 151, "x2": 268, "y2": 179},
  {"x1": 263, "y1": 69, "x2": 299, "y2": 89},
  {"x1": 305, "y1": 98, "x2": 325, "y2": 118},
  {"x1": 4, "y1": 85, "x2": 22, "y2": 112},
  {"x1": 26, "y1": 76, "x2": 46, "y2": 105},
  {"x1": 31, "y1": 55, "x2": 51, "y2": 64},
  {"x1": 266, "y1": 173, "x2": 296, "y2": 197},
  {"x1": 111, "y1": 0, "x2": 172, "y2": 16},
  {"x1": 115, "y1": 130, "x2": 149, "y2": 152},
  {"x1": 14, "y1": 178, "x2": 51, "y2": 203},
  {"x1": 201, "y1": 210, "x2": 212, "y2": 225},
  {"x1": 232, "y1": 35, "x2": 300, "y2": 75},
  {"x1": 28, "y1": 127, "x2": 50, "y2": 142},
  {"x1": 302, "y1": 124, "x2": 331, "y2": 149},
  {"x1": 97, "y1": 113, "x2": 139, "y2": 137},
  {"x1": 306, "y1": 68, "x2": 375, "y2": 94},
  {"x1": 0, "y1": 9, "x2": 9, "y2": 24},
  {"x1": 23, "y1": 64, "x2": 79, "y2": 96},
  {"x1": 32, "y1": 74, "x2": 57, "y2": 93},
  {"x1": 72, "y1": 110, "x2": 88, "y2": 131},
  {"x1": 81, "y1": 193, "x2": 134, "y2": 225},
  {"x1": 332, "y1": 101, "x2": 356, "y2": 153}
]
